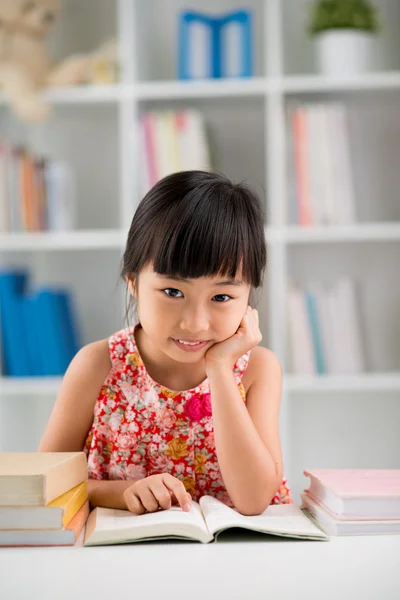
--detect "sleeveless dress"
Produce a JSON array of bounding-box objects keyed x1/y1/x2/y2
[{"x1": 83, "y1": 323, "x2": 293, "y2": 508}]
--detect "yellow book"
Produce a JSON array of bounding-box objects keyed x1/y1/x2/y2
[{"x1": 48, "y1": 481, "x2": 88, "y2": 527}]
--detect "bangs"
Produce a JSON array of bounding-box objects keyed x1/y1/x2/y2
[
  {"x1": 149, "y1": 185, "x2": 263, "y2": 287},
  {"x1": 122, "y1": 171, "x2": 267, "y2": 289}
]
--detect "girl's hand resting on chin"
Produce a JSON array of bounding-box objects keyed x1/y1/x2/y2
[
  {"x1": 123, "y1": 473, "x2": 192, "y2": 515},
  {"x1": 205, "y1": 306, "x2": 262, "y2": 370}
]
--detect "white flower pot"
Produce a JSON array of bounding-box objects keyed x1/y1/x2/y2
[{"x1": 315, "y1": 30, "x2": 376, "y2": 76}]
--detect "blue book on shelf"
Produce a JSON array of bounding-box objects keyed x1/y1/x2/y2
[
  {"x1": 20, "y1": 295, "x2": 41, "y2": 376},
  {"x1": 55, "y1": 290, "x2": 80, "y2": 367},
  {"x1": 218, "y1": 10, "x2": 253, "y2": 78},
  {"x1": 35, "y1": 289, "x2": 65, "y2": 376},
  {"x1": 178, "y1": 9, "x2": 253, "y2": 79},
  {"x1": 178, "y1": 11, "x2": 218, "y2": 79},
  {"x1": 305, "y1": 291, "x2": 326, "y2": 375},
  {"x1": 0, "y1": 270, "x2": 30, "y2": 377},
  {"x1": 23, "y1": 293, "x2": 47, "y2": 376}
]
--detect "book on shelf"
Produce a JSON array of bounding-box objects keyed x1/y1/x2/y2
[
  {"x1": 0, "y1": 140, "x2": 75, "y2": 233},
  {"x1": 139, "y1": 109, "x2": 211, "y2": 196},
  {"x1": 287, "y1": 277, "x2": 365, "y2": 375},
  {"x1": 287, "y1": 102, "x2": 356, "y2": 226},
  {"x1": 84, "y1": 495, "x2": 329, "y2": 546},
  {"x1": 0, "y1": 269, "x2": 81, "y2": 377},
  {"x1": 300, "y1": 469, "x2": 400, "y2": 536},
  {"x1": 0, "y1": 452, "x2": 89, "y2": 547}
]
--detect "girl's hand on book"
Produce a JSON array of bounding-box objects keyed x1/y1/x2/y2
[
  {"x1": 205, "y1": 306, "x2": 262, "y2": 370},
  {"x1": 123, "y1": 473, "x2": 192, "y2": 515}
]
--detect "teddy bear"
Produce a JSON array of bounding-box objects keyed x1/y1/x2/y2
[
  {"x1": 0, "y1": 0, "x2": 118, "y2": 122},
  {"x1": 0, "y1": 0, "x2": 62, "y2": 121}
]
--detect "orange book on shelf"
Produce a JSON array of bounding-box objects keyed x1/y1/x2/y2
[
  {"x1": 292, "y1": 107, "x2": 313, "y2": 226},
  {"x1": 29, "y1": 156, "x2": 40, "y2": 231}
]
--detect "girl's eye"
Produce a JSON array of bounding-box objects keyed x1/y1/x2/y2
[
  {"x1": 163, "y1": 288, "x2": 183, "y2": 298},
  {"x1": 162, "y1": 289, "x2": 232, "y2": 302}
]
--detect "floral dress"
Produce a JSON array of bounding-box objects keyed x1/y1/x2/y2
[{"x1": 83, "y1": 323, "x2": 293, "y2": 507}]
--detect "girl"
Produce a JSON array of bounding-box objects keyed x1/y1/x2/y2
[{"x1": 39, "y1": 170, "x2": 293, "y2": 516}]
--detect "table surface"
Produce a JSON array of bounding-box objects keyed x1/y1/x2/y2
[{"x1": 1, "y1": 529, "x2": 399, "y2": 600}]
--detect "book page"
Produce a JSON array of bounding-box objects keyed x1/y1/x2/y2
[
  {"x1": 85, "y1": 501, "x2": 213, "y2": 545},
  {"x1": 95, "y1": 502, "x2": 206, "y2": 532},
  {"x1": 200, "y1": 496, "x2": 327, "y2": 539}
]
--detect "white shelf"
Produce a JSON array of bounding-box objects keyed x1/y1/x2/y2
[
  {"x1": 2, "y1": 224, "x2": 399, "y2": 252},
  {"x1": 2, "y1": 372, "x2": 400, "y2": 397},
  {"x1": 0, "y1": 71, "x2": 398, "y2": 108},
  {"x1": 282, "y1": 71, "x2": 400, "y2": 94},
  {"x1": 0, "y1": 377, "x2": 62, "y2": 396},
  {"x1": 285, "y1": 373, "x2": 400, "y2": 393},
  {"x1": 0, "y1": 229, "x2": 127, "y2": 251},
  {"x1": 0, "y1": 85, "x2": 127, "y2": 106},
  {"x1": 281, "y1": 223, "x2": 400, "y2": 243},
  {"x1": 136, "y1": 77, "x2": 268, "y2": 100}
]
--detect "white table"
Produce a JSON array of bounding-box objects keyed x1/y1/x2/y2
[{"x1": 0, "y1": 530, "x2": 399, "y2": 600}]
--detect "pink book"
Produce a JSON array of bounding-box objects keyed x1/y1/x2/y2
[
  {"x1": 303, "y1": 469, "x2": 400, "y2": 520},
  {"x1": 292, "y1": 107, "x2": 313, "y2": 227}
]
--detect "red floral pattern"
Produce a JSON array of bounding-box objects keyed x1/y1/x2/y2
[{"x1": 83, "y1": 324, "x2": 293, "y2": 508}]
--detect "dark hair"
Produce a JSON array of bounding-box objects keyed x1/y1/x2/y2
[{"x1": 121, "y1": 170, "x2": 267, "y2": 323}]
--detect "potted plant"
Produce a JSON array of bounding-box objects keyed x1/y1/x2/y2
[{"x1": 308, "y1": 0, "x2": 380, "y2": 76}]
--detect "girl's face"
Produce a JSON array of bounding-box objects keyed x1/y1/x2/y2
[{"x1": 128, "y1": 262, "x2": 251, "y2": 364}]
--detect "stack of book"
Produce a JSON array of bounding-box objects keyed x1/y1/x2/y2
[
  {"x1": 0, "y1": 268, "x2": 80, "y2": 377},
  {"x1": 0, "y1": 141, "x2": 76, "y2": 233},
  {"x1": 0, "y1": 452, "x2": 89, "y2": 546},
  {"x1": 287, "y1": 277, "x2": 365, "y2": 375},
  {"x1": 301, "y1": 469, "x2": 400, "y2": 536},
  {"x1": 286, "y1": 102, "x2": 356, "y2": 226},
  {"x1": 139, "y1": 109, "x2": 211, "y2": 197}
]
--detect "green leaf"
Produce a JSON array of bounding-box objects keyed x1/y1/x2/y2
[{"x1": 308, "y1": 0, "x2": 380, "y2": 36}]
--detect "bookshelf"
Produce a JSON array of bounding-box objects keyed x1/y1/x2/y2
[{"x1": 0, "y1": 0, "x2": 399, "y2": 503}]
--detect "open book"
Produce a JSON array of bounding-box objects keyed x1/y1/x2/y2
[{"x1": 84, "y1": 495, "x2": 329, "y2": 546}]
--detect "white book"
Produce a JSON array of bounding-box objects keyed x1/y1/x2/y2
[
  {"x1": 287, "y1": 285, "x2": 315, "y2": 375},
  {"x1": 330, "y1": 103, "x2": 357, "y2": 224},
  {"x1": 83, "y1": 495, "x2": 328, "y2": 546},
  {"x1": 153, "y1": 112, "x2": 173, "y2": 181},
  {"x1": 306, "y1": 105, "x2": 324, "y2": 225},
  {"x1": 187, "y1": 20, "x2": 213, "y2": 79},
  {"x1": 0, "y1": 142, "x2": 9, "y2": 232},
  {"x1": 177, "y1": 110, "x2": 211, "y2": 173},
  {"x1": 138, "y1": 114, "x2": 152, "y2": 197},
  {"x1": 45, "y1": 160, "x2": 76, "y2": 232},
  {"x1": 162, "y1": 111, "x2": 181, "y2": 174},
  {"x1": 320, "y1": 105, "x2": 337, "y2": 225},
  {"x1": 301, "y1": 494, "x2": 400, "y2": 536},
  {"x1": 336, "y1": 278, "x2": 365, "y2": 373}
]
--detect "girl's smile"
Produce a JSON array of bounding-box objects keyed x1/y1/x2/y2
[{"x1": 172, "y1": 338, "x2": 211, "y2": 352}]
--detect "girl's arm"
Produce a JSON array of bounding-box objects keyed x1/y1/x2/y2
[
  {"x1": 37, "y1": 339, "x2": 134, "y2": 509},
  {"x1": 207, "y1": 346, "x2": 284, "y2": 516},
  {"x1": 38, "y1": 339, "x2": 111, "y2": 453}
]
